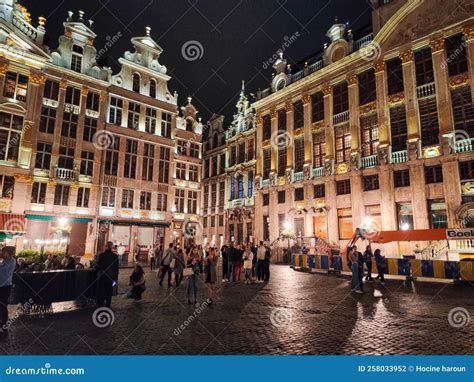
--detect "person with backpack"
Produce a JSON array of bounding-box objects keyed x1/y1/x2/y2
[
  {"x1": 159, "y1": 243, "x2": 174, "y2": 288},
  {"x1": 363, "y1": 245, "x2": 374, "y2": 281}
]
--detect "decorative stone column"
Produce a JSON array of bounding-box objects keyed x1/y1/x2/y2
[
  {"x1": 441, "y1": 157, "x2": 462, "y2": 228},
  {"x1": 399, "y1": 49, "x2": 421, "y2": 160},
  {"x1": 269, "y1": 108, "x2": 277, "y2": 183},
  {"x1": 347, "y1": 73, "x2": 360, "y2": 151},
  {"x1": 429, "y1": 37, "x2": 454, "y2": 144},
  {"x1": 302, "y1": 94, "x2": 313, "y2": 180},
  {"x1": 408, "y1": 162, "x2": 429, "y2": 230},
  {"x1": 463, "y1": 26, "x2": 474, "y2": 102},
  {"x1": 0, "y1": 62, "x2": 8, "y2": 91},
  {"x1": 374, "y1": 61, "x2": 391, "y2": 163},
  {"x1": 255, "y1": 114, "x2": 263, "y2": 180},
  {"x1": 324, "y1": 179, "x2": 338, "y2": 244},
  {"x1": 52, "y1": 79, "x2": 68, "y2": 167},
  {"x1": 285, "y1": 101, "x2": 294, "y2": 181},
  {"x1": 322, "y1": 84, "x2": 334, "y2": 175}
]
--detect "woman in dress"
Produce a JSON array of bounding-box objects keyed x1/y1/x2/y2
[
  {"x1": 242, "y1": 244, "x2": 253, "y2": 284},
  {"x1": 128, "y1": 264, "x2": 146, "y2": 301},
  {"x1": 173, "y1": 248, "x2": 185, "y2": 287},
  {"x1": 204, "y1": 248, "x2": 217, "y2": 304},
  {"x1": 186, "y1": 248, "x2": 200, "y2": 305}
]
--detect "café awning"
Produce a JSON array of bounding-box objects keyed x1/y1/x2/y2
[{"x1": 0, "y1": 213, "x2": 26, "y2": 239}]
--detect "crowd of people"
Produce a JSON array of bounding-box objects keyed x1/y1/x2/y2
[
  {"x1": 14, "y1": 254, "x2": 82, "y2": 273},
  {"x1": 347, "y1": 245, "x2": 386, "y2": 294}
]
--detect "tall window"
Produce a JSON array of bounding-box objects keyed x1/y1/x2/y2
[
  {"x1": 124, "y1": 139, "x2": 137, "y2": 178},
  {"x1": 230, "y1": 175, "x2": 235, "y2": 200},
  {"x1": 80, "y1": 151, "x2": 94, "y2": 176},
  {"x1": 39, "y1": 107, "x2": 56, "y2": 134},
  {"x1": 314, "y1": 184, "x2": 325, "y2": 198},
  {"x1": 86, "y1": 91, "x2": 99, "y2": 111},
  {"x1": 175, "y1": 189, "x2": 185, "y2": 212},
  {"x1": 414, "y1": 47, "x2": 434, "y2": 86},
  {"x1": 394, "y1": 169, "x2": 410, "y2": 187},
  {"x1": 186, "y1": 119, "x2": 193, "y2": 132},
  {"x1": 229, "y1": 146, "x2": 236, "y2": 166},
  {"x1": 460, "y1": 161, "x2": 474, "y2": 180},
  {"x1": 358, "y1": 69, "x2": 376, "y2": 105},
  {"x1": 211, "y1": 183, "x2": 217, "y2": 206},
  {"x1": 338, "y1": 208, "x2": 353, "y2": 240},
  {"x1": 263, "y1": 148, "x2": 271, "y2": 179},
  {"x1": 278, "y1": 109, "x2": 286, "y2": 131},
  {"x1": 149, "y1": 79, "x2": 157, "y2": 98},
  {"x1": 237, "y1": 175, "x2": 244, "y2": 199},
  {"x1": 247, "y1": 139, "x2": 254, "y2": 161},
  {"x1": 451, "y1": 86, "x2": 474, "y2": 137},
  {"x1": 108, "y1": 97, "x2": 123, "y2": 125},
  {"x1": 445, "y1": 34, "x2": 468, "y2": 77},
  {"x1": 77, "y1": 187, "x2": 90, "y2": 208},
  {"x1": 363, "y1": 175, "x2": 379, "y2": 191},
  {"x1": 54, "y1": 185, "x2": 70, "y2": 206},
  {"x1": 145, "y1": 107, "x2": 157, "y2": 134},
  {"x1": 189, "y1": 164, "x2": 198, "y2": 182},
  {"x1": 140, "y1": 191, "x2": 152, "y2": 210},
  {"x1": 204, "y1": 158, "x2": 210, "y2": 178},
  {"x1": 0, "y1": 176, "x2": 13, "y2": 198},
  {"x1": 101, "y1": 187, "x2": 115, "y2": 207},
  {"x1": 390, "y1": 105, "x2": 407, "y2": 152},
  {"x1": 397, "y1": 202, "x2": 413, "y2": 230},
  {"x1": 428, "y1": 199, "x2": 447, "y2": 229},
  {"x1": 31, "y1": 182, "x2": 46, "y2": 204},
  {"x1": 161, "y1": 112, "x2": 172, "y2": 138},
  {"x1": 43, "y1": 80, "x2": 59, "y2": 100},
  {"x1": 157, "y1": 193, "x2": 167, "y2": 211},
  {"x1": 425, "y1": 165, "x2": 443, "y2": 184},
  {"x1": 294, "y1": 137, "x2": 304, "y2": 172},
  {"x1": 3, "y1": 71, "x2": 28, "y2": 101},
  {"x1": 248, "y1": 171, "x2": 254, "y2": 198},
  {"x1": 158, "y1": 146, "x2": 170, "y2": 183},
  {"x1": 35, "y1": 142, "x2": 51, "y2": 170},
  {"x1": 132, "y1": 73, "x2": 140, "y2": 93},
  {"x1": 0, "y1": 112, "x2": 22, "y2": 162},
  {"x1": 311, "y1": 91, "x2": 324, "y2": 122},
  {"x1": 203, "y1": 184, "x2": 209, "y2": 208},
  {"x1": 189, "y1": 142, "x2": 200, "y2": 158},
  {"x1": 263, "y1": 115, "x2": 271, "y2": 140},
  {"x1": 83, "y1": 117, "x2": 97, "y2": 142},
  {"x1": 360, "y1": 114, "x2": 378, "y2": 156},
  {"x1": 121, "y1": 189, "x2": 134, "y2": 209},
  {"x1": 176, "y1": 162, "x2": 186, "y2": 180},
  {"x1": 65, "y1": 86, "x2": 80, "y2": 105},
  {"x1": 333, "y1": 82, "x2": 348, "y2": 115},
  {"x1": 335, "y1": 124, "x2": 351, "y2": 163},
  {"x1": 219, "y1": 181, "x2": 225, "y2": 205},
  {"x1": 419, "y1": 97, "x2": 439, "y2": 146},
  {"x1": 293, "y1": 100, "x2": 304, "y2": 128},
  {"x1": 387, "y1": 57, "x2": 404, "y2": 95},
  {"x1": 294, "y1": 188, "x2": 304, "y2": 201},
  {"x1": 127, "y1": 102, "x2": 140, "y2": 130},
  {"x1": 277, "y1": 146, "x2": 286, "y2": 176},
  {"x1": 61, "y1": 112, "x2": 78, "y2": 139},
  {"x1": 312, "y1": 131, "x2": 325, "y2": 168},
  {"x1": 104, "y1": 137, "x2": 120, "y2": 175},
  {"x1": 142, "y1": 143, "x2": 154, "y2": 181},
  {"x1": 58, "y1": 146, "x2": 74, "y2": 169},
  {"x1": 71, "y1": 45, "x2": 83, "y2": 72},
  {"x1": 336, "y1": 179, "x2": 351, "y2": 195},
  {"x1": 238, "y1": 142, "x2": 245, "y2": 164}
]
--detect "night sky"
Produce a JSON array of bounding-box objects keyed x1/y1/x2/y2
[{"x1": 22, "y1": 0, "x2": 372, "y2": 123}]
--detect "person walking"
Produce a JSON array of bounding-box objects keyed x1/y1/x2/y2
[
  {"x1": 204, "y1": 248, "x2": 217, "y2": 304},
  {"x1": 154, "y1": 244, "x2": 163, "y2": 274},
  {"x1": 186, "y1": 249, "x2": 201, "y2": 305},
  {"x1": 349, "y1": 246, "x2": 363, "y2": 293},
  {"x1": 127, "y1": 264, "x2": 146, "y2": 301},
  {"x1": 0, "y1": 246, "x2": 16, "y2": 338},
  {"x1": 226, "y1": 243, "x2": 235, "y2": 282},
  {"x1": 243, "y1": 244, "x2": 253, "y2": 284},
  {"x1": 148, "y1": 246, "x2": 155, "y2": 271},
  {"x1": 95, "y1": 241, "x2": 119, "y2": 307},
  {"x1": 174, "y1": 248, "x2": 185, "y2": 287},
  {"x1": 263, "y1": 245, "x2": 272, "y2": 281},
  {"x1": 374, "y1": 249, "x2": 386, "y2": 285},
  {"x1": 256, "y1": 241, "x2": 266, "y2": 282},
  {"x1": 363, "y1": 245, "x2": 374, "y2": 281},
  {"x1": 251, "y1": 243, "x2": 257, "y2": 280},
  {"x1": 159, "y1": 243, "x2": 174, "y2": 287},
  {"x1": 221, "y1": 244, "x2": 228, "y2": 282},
  {"x1": 233, "y1": 244, "x2": 243, "y2": 281}
]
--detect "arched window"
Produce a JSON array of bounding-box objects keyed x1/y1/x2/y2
[
  {"x1": 132, "y1": 73, "x2": 140, "y2": 93},
  {"x1": 71, "y1": 45, "x2": 83, "y2": 72},
  {"x1": 149, "y1": 79, "x2": 156, "y2": 98},
  {"x1": 186, "y1": 118, "x2": 193, "y2": 132}
]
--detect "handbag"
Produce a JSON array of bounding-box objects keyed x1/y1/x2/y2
[
  {"x1": 183, "y1": 267, "x2": 194, "y2": 277},
  {"x1": 243, "y1": 260, "x2": 252, "y2": 269}
]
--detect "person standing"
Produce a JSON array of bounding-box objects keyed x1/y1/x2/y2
[
  {"x1": 374, "y1": 249, "x2": 386, "y2": 285},
  {"x1": 187, "y1": 249, "x2": 200, "y2": 305},
  {"x1": 221, "y1": 244, "x2": 228, "y2": 282},
  {"x1": 233, "y1": 244, "x2": 243, "y2": 281},
  {"x1": 251, "y1": 243, "x2": 257, "y2": 280},
  {"x1": 256, "y1": 241, "x2": 266, "y2": 282},
  {"x1": 154, "y1": 244, "x2": 163, "y2": 274},
  {"x1": 226, "y1": 243, "x2": 235, "y2": 282},
  {"x1": 349, "y1": 246, "x2": 363, "y2": 293},
  {"x1": 159, "y1": 243, "x2": 174, "y2": 287},
  {"x1": 263, "y1": 245, "x2": 272, "y2": 281},
  {"x1": 243, "y1": 244, "x2": 254, "y2": 284},
  {"x1": 204, "y1": 248, "x2": 217, "y2": 304},
  {"x1": 174, "y1": 248, "x2": 185, "y2": 287},
  {"x1": 148, "y1": 246, "x2": 155, "y2": 271},
  {"x1": 363, "y1": 245, "x2": 373, "y2": 281},
  {"x1": 355, "y1": 245, "x2": 365, "y2": 292},
  {"x1": 0, "y1": 246, "x2": 16, "y2": 338},
  {"x1": 95, "y1": 241, "x2": 119, "y2": 308}
]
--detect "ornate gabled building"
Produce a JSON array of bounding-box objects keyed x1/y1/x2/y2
[
  {"x1": 225, "y1": 82, "x2": 256, "y2": 244},
  {"x1": 0, "y1": 1, "x2": 202, "y2": 261},
  {"x1": 253, "y1": 0, "x2": 474, "y2": 259},
  {"x1": 202, "y1": 113, "x2": 227, "y2": 248}
]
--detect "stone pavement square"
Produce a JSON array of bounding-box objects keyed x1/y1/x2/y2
[{"x1": 0, "y1": 265, "x2": 472, "y2": 355}]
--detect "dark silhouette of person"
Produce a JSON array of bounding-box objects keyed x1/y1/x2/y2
[{"x1": 95, "y1": 241, "x2": 119, "y2": 308}]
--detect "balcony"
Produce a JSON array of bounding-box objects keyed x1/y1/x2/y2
[
  {"x1": 292, "y1": 171, "x2": 304, "y2": 183},
  {"x1": 391, "y1": 150, "x2": 408, "y2": 164},
  {"x1": 312, "y1": 167, "x2": 324, "y2": 179},
  {"x1": 261, "y1": 179, "x2": 270, "y2": 189},
  {"x1": 55, "y1": 167, "x2": 77, "y2": 181},
  {"x1": 353, "y1": 33, "x2": 374, "y2": 50},
  {"x1": 455, "y1": 138, "x2": 474, "y2": 153},
  {"x1": 333, "y1": 110, "x2": 349, "y2": 125},
  {"x1": 416, "y1": 82, "x2": 436, "y2": 99},
  {"x1": 361, "y1": 155, "x2": 378, "y2": 168},
  {"x1": 226, "y1": 197, "x2": 254, "y2": 209}
]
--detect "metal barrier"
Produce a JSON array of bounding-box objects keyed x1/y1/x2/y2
[{"x1": 292, "y1": 254, "x2": 473, "y2": 282}]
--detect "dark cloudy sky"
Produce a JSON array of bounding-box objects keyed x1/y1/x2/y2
[{"x1": 22, "y1": 0, "x2": 372, "y2": 122}]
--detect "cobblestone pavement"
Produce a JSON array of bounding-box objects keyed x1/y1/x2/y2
[{"x1": 0, "y1": 265, "x2": 473, "y2": 355}]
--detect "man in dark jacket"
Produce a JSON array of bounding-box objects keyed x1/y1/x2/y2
[
  {"x1": 221, "y1": 245, "x2": 228, "y2": 281},
  {"x1": 96, "y1": 241, "x2": 119, "y2": 308},
  {"x1": 226, "y1": 243, "x2": 235, "y2": 282}
]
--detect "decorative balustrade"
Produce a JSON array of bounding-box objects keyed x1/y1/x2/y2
[
  {"x1": 353, "y1": 33, "x2": 374, "y2": 50},
  {"x1": 391, "y1": 150, "x2": 408, "y2": 164},
  {"x1": 12, "y1": 14, "x2": 38, "y2": 41},
  {"x1": 360, "y1": 154, "x2": 378, "y2": 168},
  {"x1": 455, "y1": 138, "x2": 474, "y2": 153},
  {"x1": 333, "y1": 110, "x2": 349, "y2": 125},
  {"x1": 261, "y1": 179, "x2": 270, "y2": 189},
  {"x1": 416, "y1": 82, "x2": 436, "y2": 99},
  {"x1": 312, "y1": 167, "x2": 324, "y2": 178},
  {"x1": 292, "y1": 171, "x2": 304, "y2": 183},
  {"x1": 103, "y1": 175, "x2": 117, "y2": 187},
  {"x1": 55, "y1": 167, "x2": 76, "y2": 181}
]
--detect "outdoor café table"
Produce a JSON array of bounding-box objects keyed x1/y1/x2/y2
[{"x1": 9, "y1": 269, "x2": 98, "y2": 312}]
